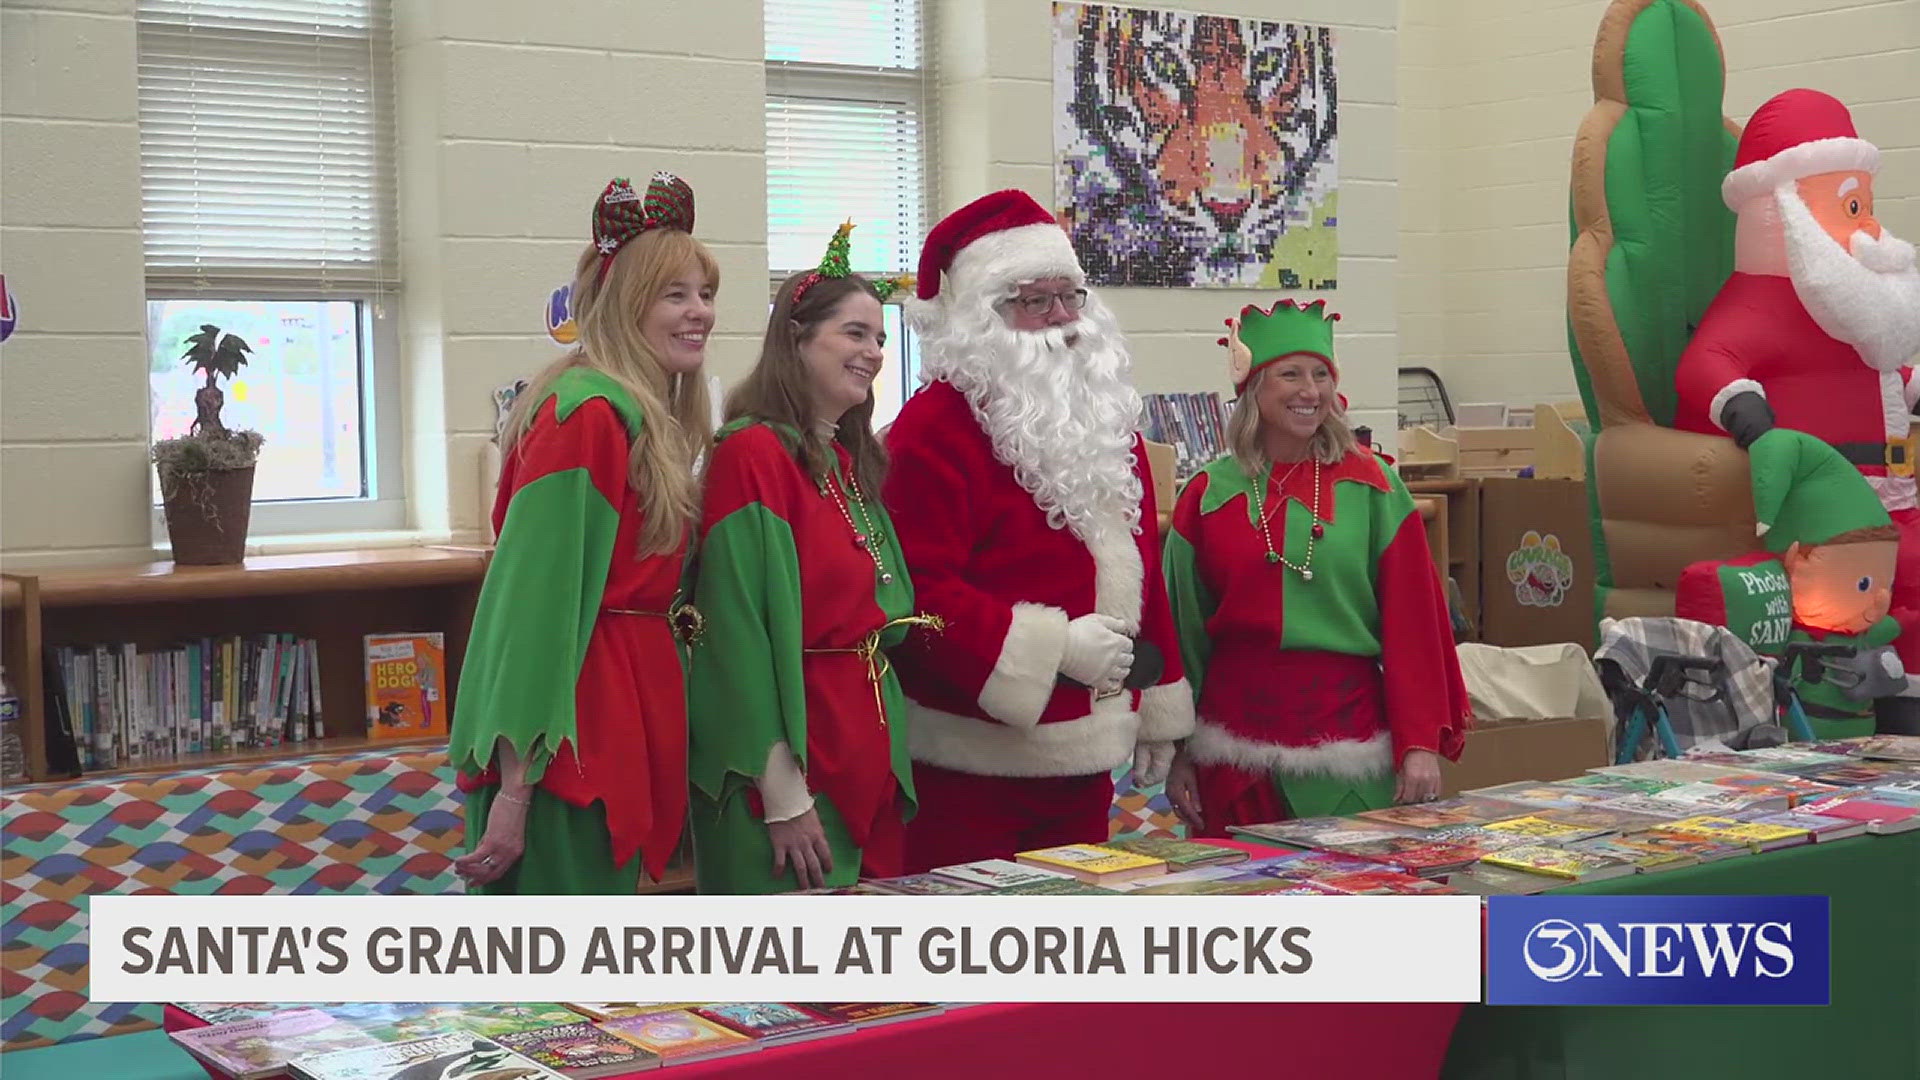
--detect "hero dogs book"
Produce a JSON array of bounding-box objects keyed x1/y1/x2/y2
[{"x1": 363, "y1": 632, "x2": 447, "y2": 739}]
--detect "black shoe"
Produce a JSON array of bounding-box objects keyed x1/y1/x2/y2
[{"x1": 1873, "y1": 696, "x2": 1920, "y2": 736}]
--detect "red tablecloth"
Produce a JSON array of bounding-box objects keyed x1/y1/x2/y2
[
  {"x1": 161, "y1": 840, "x2": 1467, "y2": 1079},
  {"x1": 164, "y1": 1000, "x2": 1462, "y2": 1079}
]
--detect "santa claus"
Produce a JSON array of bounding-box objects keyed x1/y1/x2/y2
[
  {"x1": 882, "y1": 190, "x2": 1195, "y2": 871},
  {"x1": 1674, "y1": 88, "x2": 1920, "y2": 684}
]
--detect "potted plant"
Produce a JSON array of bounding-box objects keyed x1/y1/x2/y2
[{"x1": 152, "y1": 323, "x2": 265, "y2": 565}]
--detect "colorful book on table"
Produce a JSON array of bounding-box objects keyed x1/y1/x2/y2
[
  {"x1": 1795, "y1": 792, "x2": 1920, "y2": 833},
  {"x1": 171, "y1": 1009, "x2": 380, "y2": 1080},
  {"x1": 1013, "y1": 843, "x2": 1168, "y2": 884},
  {"x1": 928, "y1": 858, "x2": 1072, "y2": 889},
  {"x1": 495, "y1": 1021, "x2": 661, "y2": 1078},
  {"x1": 691, "y1": 1002, "x2": 852, "y2": 1044},
  {"x1": 1324, "y1": 836, "x2": 1483, "y2": 877},
  {"x1": 1479, "y1": 815, "x2": 1616, "y2": 843},
  {"x1": 1477, "y1": 844, "x2": 1638, "y2": 884},
  {"x1": 1226, "y1": 818, "x2": 1415, "y2": 849},
  {"x1": 1737, "y1": 809, "x2": 1870, "y2": 842},
  {"x1": 867, "y1": 872, "x2": 991, "y2": 895},
  {"x1": 1650, "y1": 815, "x2": 1812, "y2": 852},
  {"x1": 290, "y1": 1032, "x2": 566, "y2": 1080},
  {"x1": 597, "y1": 1009, "x2": 760, "y2": 1064},
  {"x1": 799, "y1": 1002, "x2": 945, "y2": 1026},
  {"x1": 1099, "y1": 835, "x2": 1250, "y2": 867},
  {"x1": 987, "y1": 876, "x2": 1127, "y2": 895},
  {"x1": 1849, "y1": 734, "x2": 1920, "y2": 762}
]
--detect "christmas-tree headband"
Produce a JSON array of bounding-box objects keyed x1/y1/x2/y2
[
  {"x1": 791, "y1": 221, "x2": 916, "y2": 306},
  {"x1": 1219, "y1": 298, "x2": 1341, "y2": 396},
  {"x1": 592, "y1": 172, "x2": 696, "y2": 283}
]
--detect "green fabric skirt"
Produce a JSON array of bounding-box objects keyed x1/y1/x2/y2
[
  {"x1": 1275, "y1": 768, "x2": 1398, "y2": 819},
  {"x1": 464, "y1": 785, "x2": 640, "y2": 895},
  {"x1": 690, "y1": 788, "x2": 865, "y2": 895}
]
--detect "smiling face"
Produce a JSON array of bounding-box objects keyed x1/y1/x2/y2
[
  {"x1": 639, "y1": 263, "x2": 715, "y2": 374},
  {"x1": 1252, "y1": 353, "x2": 1334, "y2": 457},
  {"x1": 800, "y1": 290, "x2": 887, "y2": 424}
]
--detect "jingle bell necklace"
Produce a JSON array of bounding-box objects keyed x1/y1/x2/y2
[
  {"x1": 822, "y1": 469, "x2": 894, "y2": 585},
  {"x1": 1252, "y1": 457, "x2": 1323, "y2": 580}
]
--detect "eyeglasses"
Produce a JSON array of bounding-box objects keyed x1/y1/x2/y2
[{"x1": 1002, "y1": 288, "x2": 1090, "y2": 317}]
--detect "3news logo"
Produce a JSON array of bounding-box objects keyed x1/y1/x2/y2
[{"x1": 1486, "y1": 895, "x2": 1830, "y2": 1005}]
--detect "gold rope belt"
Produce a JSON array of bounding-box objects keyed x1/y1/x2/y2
[
  {"x1": 602, "y1": 603, "x2": 706, "y2": 645},
  {"x1": 803, "y1": 614, "x2": 945, "y2": 727}
]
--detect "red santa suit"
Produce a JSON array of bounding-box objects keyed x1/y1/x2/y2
[
  {"x1": 881, "y1": 191, "x2": 1195, "y2": 872},
  {"x1": 1672, "y1": 88, "x2": 1920, "y2": 668}
]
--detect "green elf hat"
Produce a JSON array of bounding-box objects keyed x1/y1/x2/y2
[
  {"x1": 791, "y1": 220, "x2": 916, "y2": 305},
  {"x1": 1749, "y1": 427, "x2": 1894, "y2": 552},
  {"x1": 1220, "y1": 298, "x2": 1341, "y2": 396}
]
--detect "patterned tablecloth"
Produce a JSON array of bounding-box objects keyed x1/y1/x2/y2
[{"x1": 1, "y1": 748, "x2": 464, "y2": 1051}]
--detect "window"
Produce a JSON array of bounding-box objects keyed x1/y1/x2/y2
[
  {"x1": 765, "y1": 0, "x2": 932, "y2": 427},
  {"x1": 136, "y1": 0, "x2": 402, "y2": 533}
]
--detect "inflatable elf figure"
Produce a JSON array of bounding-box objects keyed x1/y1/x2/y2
[{"x1": 1750, "y1": 429, "x2": 1915, "y2": 737}]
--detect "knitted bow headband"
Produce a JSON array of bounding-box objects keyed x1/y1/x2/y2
[{"x1": 592, "y1": 172, "x2": 696, "y2": 283}]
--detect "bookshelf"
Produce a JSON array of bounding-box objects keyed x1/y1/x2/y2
[{"x1": 2, "y1": 547, "x2": 488, "y2": 783}]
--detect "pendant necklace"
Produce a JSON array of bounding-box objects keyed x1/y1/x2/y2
[
  {"x1": 822, "y1": 468, "x2": 894, "y2": 586},
  {"x1": 1251, "y1": 457, "x2": 1323, "y2": 581}
]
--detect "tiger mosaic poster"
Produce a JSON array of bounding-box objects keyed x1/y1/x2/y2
[{"x1": 1052, "y1": 2, "x2": 1339, "y2": 289}]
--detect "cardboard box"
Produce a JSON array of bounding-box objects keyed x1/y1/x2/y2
[
  {"x1": 1477, "y1": 477, "x2": 1596, "y2": 651},
  {"x1": 1439, "y1": 716, "x2": 1614, "y2": 796}
]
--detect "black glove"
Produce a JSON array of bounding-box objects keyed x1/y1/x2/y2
[{"x1": 1720, "y1": 390, "x2": 1775, "y2": 449}]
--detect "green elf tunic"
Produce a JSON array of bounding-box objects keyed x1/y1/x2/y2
[
  {"x1": 449, "y1": 367, "x2": 690, "y2": 894},
  {"x1": 1164, "y1": 449, "x2": 1469, "y2": 828},
  {"x1": 687, "y1": 421, "x2": 920, "y2": 894},
  {"x1": 1788, "y1": 617, "x2": 1900, "y2": 739}
]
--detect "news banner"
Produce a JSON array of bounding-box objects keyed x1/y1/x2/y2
[{"x1": 89, "y1": 892, "x2": 1829, "y2": 1006}]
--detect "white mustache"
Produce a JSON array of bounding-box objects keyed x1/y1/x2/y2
[{"x1": 1853, "y1": 229, "x2": 1918, "y2": 275}]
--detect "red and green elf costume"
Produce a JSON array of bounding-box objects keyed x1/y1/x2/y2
[
  {"x1": 449, "y1": 365, "x2": 690, "y2": 893},
  {"x1": 686, "y1": 420, "x2": 923, "y2": 894},
  {"x1": 1165, "y1": 301, "x2": 1469, "y2": 832}
]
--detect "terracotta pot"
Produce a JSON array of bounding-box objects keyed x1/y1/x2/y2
[{"x1": 160, "y1": 466, "x2": 256, "y2": 565}]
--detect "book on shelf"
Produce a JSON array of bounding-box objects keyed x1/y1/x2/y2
[
  {"x1": 44, "y1": 633, "x2": 325, "y2": 772},
  {"x1": 1140, "y1": 391, "x2": 1229, "y2": 480},
  {"x1": 364, "y1": 632, "x2": 447, "y2": 739}
]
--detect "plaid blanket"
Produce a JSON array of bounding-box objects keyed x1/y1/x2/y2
[{"x1": 1594, "y1": 617, "x2": 1779, "y2": 758}]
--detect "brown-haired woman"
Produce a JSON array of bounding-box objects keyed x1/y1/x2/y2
[
  {"x1": 450, "y1": 173, "x2": 716, "y2": 894},
  {"x1": 687, "y1": 224, "x2": 930, "y2": 893}
]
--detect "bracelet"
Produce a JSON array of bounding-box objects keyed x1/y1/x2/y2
[{"x1": 496, "y1": 790, "x2": 531, "y2": 807}]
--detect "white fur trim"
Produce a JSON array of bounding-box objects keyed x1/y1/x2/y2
[
  {"x1": 1722, "y1": 137, "x2": 1880, "y2": 210},
  {"x1": 1882, "y1": 370, "x2": 1910, "y2": 441},
  {"x1": 1707, "y1": 378, "x2": 1767, "y2": 434},
  {"x1": 1186, "y1": 721, "x2": 1393, "y2": 781},
  {"x1": 945, "y1": 222, "x2": 1084, "y2": 300},
  {"x1": 1868, "y1": 474, "x2": 1918, "y2": 513},
  {"x1": 908, "y1": 695, "x2": 1140, "y2": 777},
  {"x1": 1089, "y1": 524, "x2": 1145, "y2": 632},
  {"x1": 1135, "y1": 679, "x2": 1196, "y2": 742},
  {"x1": 977, "y1": 602, "x2": 1069, "y2": 727}
]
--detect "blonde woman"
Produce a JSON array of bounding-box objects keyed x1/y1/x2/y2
[
  {"x1": 450, "y1": 174, "x2": 716, "y2": 894},
  {"x1": 1161, "y1": 300, "x2": 1469, "y2": 837}
]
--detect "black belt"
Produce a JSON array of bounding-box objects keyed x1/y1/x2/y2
[{"x1": 1832, "y1": 440, "x2": 1913, "y2": 469}]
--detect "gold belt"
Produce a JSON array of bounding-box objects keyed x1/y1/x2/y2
[
  {"x1": 602, "y1": 602, "x2": 706, "y2": 646},
  {"x1": 803, "y1": 614, "x2": 945, "y2": 727}
]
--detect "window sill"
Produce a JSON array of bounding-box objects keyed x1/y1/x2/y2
[{"x1": 149, "y1": 528, "x2": 457, "y2": 562}]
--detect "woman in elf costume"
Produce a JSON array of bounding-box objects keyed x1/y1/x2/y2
[
  {"x1": 449, "y1": 173, "x2": 716, "y2": 894},
  {"x1": 1162, "y1": 300, "x2": 1470, "y2": 835},
  {"x1": 687, "y1": 224, "x2": 935, "y2": 893}
]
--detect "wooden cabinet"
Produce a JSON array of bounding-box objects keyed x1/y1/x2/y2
[
  {"x1": 1407, "y1": 478, "x2": 1482, "y2": 635},
  {"x1": 1, "y1": 547, "x2": 488, "y2": 783}
]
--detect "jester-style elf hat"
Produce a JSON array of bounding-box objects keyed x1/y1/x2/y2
[
  {"x1": 791, "y1": 221, "x2": 916, "y2": 305},
  {"x1": 592, "y1": 172, "x2": 696, "y2": 282},
  {"x1": 1219, "y1": 298, "x2": 1341, "y2": 396}
]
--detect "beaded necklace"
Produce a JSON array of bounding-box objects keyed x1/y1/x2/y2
[
  {"x1": 1250, "y1": 457, "x2": 1324, "y2": 581},
  {"x1": 821, "y1": 467, "x2": 894, "y2": 586}
]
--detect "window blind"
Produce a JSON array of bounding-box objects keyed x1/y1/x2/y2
[
  {"x1": 765, "y1": 0, "x2": 930, "y2": 277},
  {"x1": 136, "y1": 0, "x2": 397, "y2": 293}
]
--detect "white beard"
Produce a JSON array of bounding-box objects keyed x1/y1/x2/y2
[
  {"x1": 910, "y1": 287, "x2": 1144, "y2": 543},
  {"x1": 1778, "y1": 184, "x2": 1920, "y2": 372}
]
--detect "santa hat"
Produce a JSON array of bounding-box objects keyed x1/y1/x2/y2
[
  {"x1": 1749, "y1": 427, "x2": 1892, "y2": 551},
  {"x1": 916, "y1": 189, "x2": 1082, "y2": 302},
  {"x1": 1722, "y1": 89, "x2": 1880, "y2": 210},
  {"x1": 1220, "y1": 299, "x2": 1342, "y2": 398}
]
